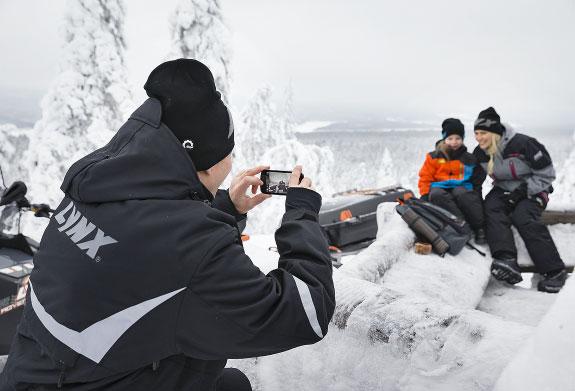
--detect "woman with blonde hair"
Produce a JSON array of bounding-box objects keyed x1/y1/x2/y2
[{"x1": 473, "y1": 107, "x2": 567, "y2": 293}]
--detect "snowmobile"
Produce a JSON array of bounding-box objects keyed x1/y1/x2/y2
[
  {"x1": 318, "y1": 185, "x2": 414, "y2": 266},
  {"x1": 0, "y1": 181, "x2": 53, "y2": 354}
]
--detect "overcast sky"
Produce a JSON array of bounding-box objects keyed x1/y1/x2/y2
[{"x1": 0, "y1": 0, "x2": 573, "y2": 129}]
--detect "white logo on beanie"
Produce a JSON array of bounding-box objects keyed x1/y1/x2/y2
[
  {"x1": 182, "y1": 140, "x2": 194, "y2": 149},
  {"x1": 474, "y1": 118, "x2": 498, "y2": 128}
]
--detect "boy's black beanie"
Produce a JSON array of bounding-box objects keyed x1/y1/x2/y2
[{"x1": 441, "y1": 118, "x2": 465, "y2": 139}]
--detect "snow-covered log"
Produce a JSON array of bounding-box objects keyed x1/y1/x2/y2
[
  {"x1": 234, "y1": 203, "x2": 536, "y2": 390},
  {"x1": 336, "y1": 202, "x2": 414, "y2": 284}
]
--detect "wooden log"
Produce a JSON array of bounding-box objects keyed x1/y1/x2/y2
[
  {"x1": 519, "y1": 265, "x2": 574, "y2": 273},
  {"x1": 541, "y1": 210, "x2": 575, "y2": 225}
]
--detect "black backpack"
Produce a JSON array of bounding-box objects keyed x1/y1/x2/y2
[{"x1": 395, "y1": 197, "x2": 472, "y2": 256}]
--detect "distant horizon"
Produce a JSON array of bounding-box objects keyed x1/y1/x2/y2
[
  {"x1": 2, "y1": 92, "x2": 573, "y2": 136},
  {"x1": 1, "y1": 0, "x2": 574, "y2": 132}
]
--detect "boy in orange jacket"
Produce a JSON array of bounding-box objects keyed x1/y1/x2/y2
[{"x1": 418, "y1": 118, "x2": 486, "y2": 244}]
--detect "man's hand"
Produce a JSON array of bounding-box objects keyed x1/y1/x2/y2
[
  {"x1": 288, "y1": 165, "x2": 314, "y2": 190},
  {"x1": 229, "y1": 165, "x2": 272, "y2": 214}
]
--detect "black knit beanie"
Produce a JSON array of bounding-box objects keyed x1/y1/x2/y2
[
  {"x1": 441, "y1": 118, "x2": 465, "y2": 139},
  {"x1": 144, "y1": 59, "x2": 234, "y2": 171},
  {"x1": 474, "y1": 107, "x2": 504, "y2": 135}
]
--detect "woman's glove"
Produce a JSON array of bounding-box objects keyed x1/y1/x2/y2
[
  {"x1": 504, "y1": 184, "x2": 527, "y2": 207},
  {"x1": 531, "y1": 192, "x2": 549, "y2": 209}
]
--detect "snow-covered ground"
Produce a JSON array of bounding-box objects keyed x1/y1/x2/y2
[
  {"x1": 494, "y1": 277, "x2": 575, "y2": 391},
  {"x1": 237, "y1": 203, "x2": 574, "y2": 390}
]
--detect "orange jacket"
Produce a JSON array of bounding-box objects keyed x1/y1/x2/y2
[{"x1": 418, "y1": 146, "x2": 480, "y2": 196}]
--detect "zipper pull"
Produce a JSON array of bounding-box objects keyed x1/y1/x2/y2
[{"x1": 57, "y1": 360, "x2": 66, "y2": 388}]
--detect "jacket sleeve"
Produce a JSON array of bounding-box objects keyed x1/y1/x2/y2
[
  {"x1": 176, "y1": 188, "x2": 335, "y2": 360},
  {"x1": 211, "y1": 189, "x2": 248, "y2": 233},
  {"x1": 470, "y1": 147, "x2": 488, "y2": 193},
  {"x1": 523, "y1": 138, "x2": 555, "y2": 196},
  {"x1": 418, "y1": 153, "x2": 436, "y2": 196}
]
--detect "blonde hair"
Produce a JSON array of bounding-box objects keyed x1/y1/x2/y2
[{"x1": 486, "y1": 133, "x2": 502, "y2": 175}]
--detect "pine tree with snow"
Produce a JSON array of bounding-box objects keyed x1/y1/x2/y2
[
  {"x1": 281, "y1": 81, "x2": 296, "y2": 140},
  {"x1": 235, "y1": 86, "x2": 284, "y2": 170},
  {"x1": 376, "y1": 147, "x2": 396, "y2": 188},
  {"x1": 27, "y1": 0, "x2": 133, "y2": 211},
  {"x1": 168, "y1": 0, "x2": 232, "y2": 102},
  {"x1": 554, "y1": 131, "x2": 575, "y2": 208},
  {"x1": 0, "y1": 123, "x2": 31, "y2": 185},
  {"x1": 0, "y1": 123, "x2": 32, "y2": 234},
  {"x1": 236, "y1": 85, "x2": 335, "y2": 233}
]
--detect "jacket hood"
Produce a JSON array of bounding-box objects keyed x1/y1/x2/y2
[
  {"x1": 61, "y1": 98, "x2": 210, "y2": 204},
  {"x1": 434, "y1": 139, "x2": 468, "y2": 160},
  {"x1": 497, "y1": 122, "x2": 516, "y2": 152}
]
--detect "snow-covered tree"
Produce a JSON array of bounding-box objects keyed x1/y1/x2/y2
[
  {"x1": 554, "y1": 131, "x2": 575, "y2": 208},
  {"x1": 27, "y1": 0, "x2": 132, "y2": 210},
  {"x1": 0, "y1": 124, "x2": 32, "y2": 234},
  {"x1": 376, "y1": 147, "x2": 397, "y2": 187},
  {"x1": 281, "y1": 81, "x2": 296, "y2": 139},
  {"x1": 237, "y1": 85, "x2": 335, "y2": 233},
  {"x1": 168, "y1": 0, "x2": 232, "y2": 102},
  {"x1": 0, "y1": 124, "x2": 31, "y2": 185},
  {"x1": 235, "y1": 86, "x2": 284, "y2": 170}
]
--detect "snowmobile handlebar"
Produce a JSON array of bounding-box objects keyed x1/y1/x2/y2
[
  {"x1": 26, "y1": 203, "x2": 54, "y2": 218},
  {"x1": 0, "y1": 181, "x2": 53, "y2": 218},
  {"x1": 0, "y1": 181, "x2": 27, "y2": 206}
]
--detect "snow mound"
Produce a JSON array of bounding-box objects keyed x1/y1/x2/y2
[{"x1": 494, "y1": 276, "x2": 575, "y2": 391}]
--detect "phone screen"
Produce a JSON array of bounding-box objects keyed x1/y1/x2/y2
[{"x1": 260, "y1": 170, "x2": 302, "y2": 196}]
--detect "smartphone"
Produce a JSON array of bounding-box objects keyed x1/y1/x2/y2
[{"x1": 260, "y1": 170, "x2": 304, "y2": 196}]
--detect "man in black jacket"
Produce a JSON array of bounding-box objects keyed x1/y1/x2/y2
[{"x1": 0, "y1": 59, "x2": 335, "y2": 390}]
